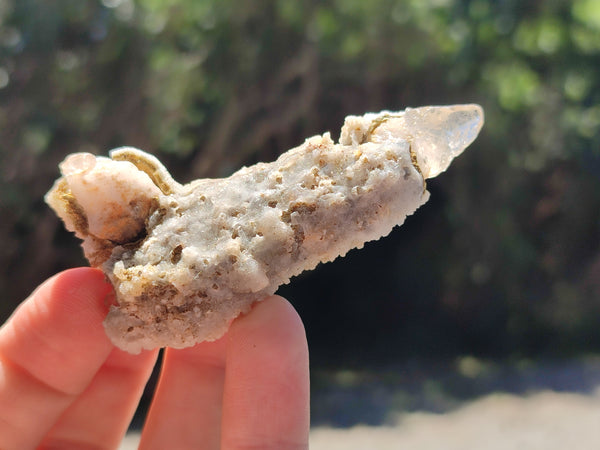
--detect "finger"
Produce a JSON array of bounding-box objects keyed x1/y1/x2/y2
[
  {"x1": 221, "y1": 296, "x2": 310, "y2": 450},
  {"x1": 41, "y1": 347, "x2": 158, "y2": 449},
  {"x1": 0, "y1": 268, "x2": 115, "y2": 449},
  {"x1": 139, "y1": 337, "x2": 228, "y2": 450}
]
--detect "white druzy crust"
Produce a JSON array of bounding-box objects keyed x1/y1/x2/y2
[{"x1": 46, "y1": 104, "x2": 483, "y2": 353}]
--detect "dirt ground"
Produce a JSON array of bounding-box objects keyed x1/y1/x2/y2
[
  {"x1": 309, "y1": 389, "x2": 600, "y2": 449},
  {"x1": 120, "y1": 388, "x2": 600, "y2": 449}
]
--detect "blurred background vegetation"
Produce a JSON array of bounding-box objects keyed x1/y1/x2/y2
[{"x1": 2, "y1": 0, "x2": 600, "y2": 368}]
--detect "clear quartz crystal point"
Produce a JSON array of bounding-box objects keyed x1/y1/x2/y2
[{"x1": 405, "y1": 104, "x2": 484, "y2": 178}]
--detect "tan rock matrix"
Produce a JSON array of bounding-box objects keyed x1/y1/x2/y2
[{"x1": 46, "y1": 104, "x2": 484, "y2": 353}]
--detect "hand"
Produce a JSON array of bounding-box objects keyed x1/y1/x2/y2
[{"x1": 0, "y1": 268, "x2": 309, "y2": 449}]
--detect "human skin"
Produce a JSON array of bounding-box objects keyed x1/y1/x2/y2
[{"x1": 0, "y1": 267, "x2": 309, "y2": 449}]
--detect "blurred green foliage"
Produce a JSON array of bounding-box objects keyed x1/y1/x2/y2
[{"x1": 1, "y1": 0, "x2": 600, "y2": 364}]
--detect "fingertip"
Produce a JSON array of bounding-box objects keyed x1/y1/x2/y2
[
  {"x1": 0, "y1": 267, "x2": 116, "y2": 395},
  {"x1": 228, "y1": 295, "x2": 309, "y2": 372},
  {"x1": 230, "y1": 295, "x2": 307, "y2": 344},
  {"x1": 222, "y1": 295, "x2": 310, "y2": 449},
  {"x1": 44, "y1": 267, "x2": 114, "y2": 321},
  {"x1": 49, "y1": 266, "x2": 110, "y2": 291},
  {"x1": 226, "y1": 295, "x2": 309, "y2": 375}
]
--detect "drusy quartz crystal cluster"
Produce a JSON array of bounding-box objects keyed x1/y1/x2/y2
[{"x1": 46, "y1": 104, "x2": 484, "y2": 353}]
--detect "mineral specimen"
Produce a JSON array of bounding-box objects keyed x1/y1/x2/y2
[{"x1": 46, "y1": 104, "x2": 484, "y2": 353}]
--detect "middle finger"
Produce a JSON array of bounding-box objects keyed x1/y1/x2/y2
[{"x1": 140, "y1": 337, "x2": 228, "y2": 450}]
